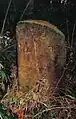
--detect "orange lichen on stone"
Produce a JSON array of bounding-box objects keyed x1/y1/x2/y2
[{"x1": 16, "y1": 20, "x2": 66, "y2": 94}]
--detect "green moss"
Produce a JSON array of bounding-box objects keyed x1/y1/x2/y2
[{"x1": 17, "y1": 21, "x2": 65, "y2": 38}]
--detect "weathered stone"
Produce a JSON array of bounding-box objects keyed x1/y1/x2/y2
[{"x1": 16, "y1": 20, "x2": 66, "y2": 94}]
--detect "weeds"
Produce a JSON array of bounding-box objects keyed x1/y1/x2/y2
[{"x1": 0, "y1": 0, "x2": 76, "y2": 118}]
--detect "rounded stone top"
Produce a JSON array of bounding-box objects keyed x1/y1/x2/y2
[{"x1": 17, "y1": 20, "x2": 65, "y2": 38}]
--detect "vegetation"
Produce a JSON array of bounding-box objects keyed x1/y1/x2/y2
[{"x1": 0, "y1": 0, "x2": 76, "y2": 118}]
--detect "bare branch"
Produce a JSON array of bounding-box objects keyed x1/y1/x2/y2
[
  {"x1": 52, "y1": 61, "x2": 70, "y2": 94},
  {"x1": 52, "y1": 68, "x2": 66, "y2": 94},
  {"x1": 0, "y1": 0, "x2": 12, "y2": 36},
  {"x1": 20, "y1": 0, "x2": 34, "y2": 20},
  {"x1": 71, "y1": 20, "x2": 76, "y2": 48},
  {"x1": 33, "y1": 105, "x2": 75, "y2": 118},
  {"x1": 66, "y1": 19, "x2": 70, "y2": 47},
  {"x1": 65, "y1": 5, "x2": 70, "y2": 47}
]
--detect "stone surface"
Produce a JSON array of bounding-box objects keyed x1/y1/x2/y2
[{"x1": 16, "y1": 20, "x2": 66, "y2": 94}]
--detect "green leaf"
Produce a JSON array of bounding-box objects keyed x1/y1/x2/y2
[
  {"x1": 0, "y1": 103, "x2": 18, "y2": 119},
  {"x1": 9, "y1": 114, "x2": 18, "y2": 119},
  {"x1": 0, "y1": 71, "x2": 6, "y2": 79},
  {"x1": 72, "y1": 93, "x2": 76, "y2": 98}
]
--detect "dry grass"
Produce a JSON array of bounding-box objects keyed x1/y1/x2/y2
[{"x1": 1, "y1": 76, "x2": 76, "y2": 119}]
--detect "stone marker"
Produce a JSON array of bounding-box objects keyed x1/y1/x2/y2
[{"x1": 16, "y1": 20, "x2": 66, "y2": 94}]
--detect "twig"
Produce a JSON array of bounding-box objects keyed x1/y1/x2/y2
[
  {"x1": 33, "y1": 105, "x2": 75, "y2": 118},
  {"x1": 66, "y1": 19, "x2": 70, "y2": 47},
  {"x1": 0, "y1": 44, "x2": 16, "y2": 53},
  {"x1": 65, "y1": 98, "x2": 72, "y2": 119},
  {"x1": 20, "y1": 0, "x2": 33, "y2": 20},
  {"x1": 52, "y1": 61, "x2": 70, "y2": 95},
  {"x1": 52, "y1": 68, "x2": 66, "y2": 94},
  {"x1": 37, "y1": 101, "x2": 48, "y2": 108},
  {"x1": 0, "y1": 0, "x2": 12, "y2": 36},
  {"x1": 71, "y1": 61, "x2": 76, "y2": 72},
  {"x1": 65, "y1": 5, "x2": 70, "y2": 47},
  {"x1": 71, "y1": 20, "x2": 76, "y2": 48}
]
